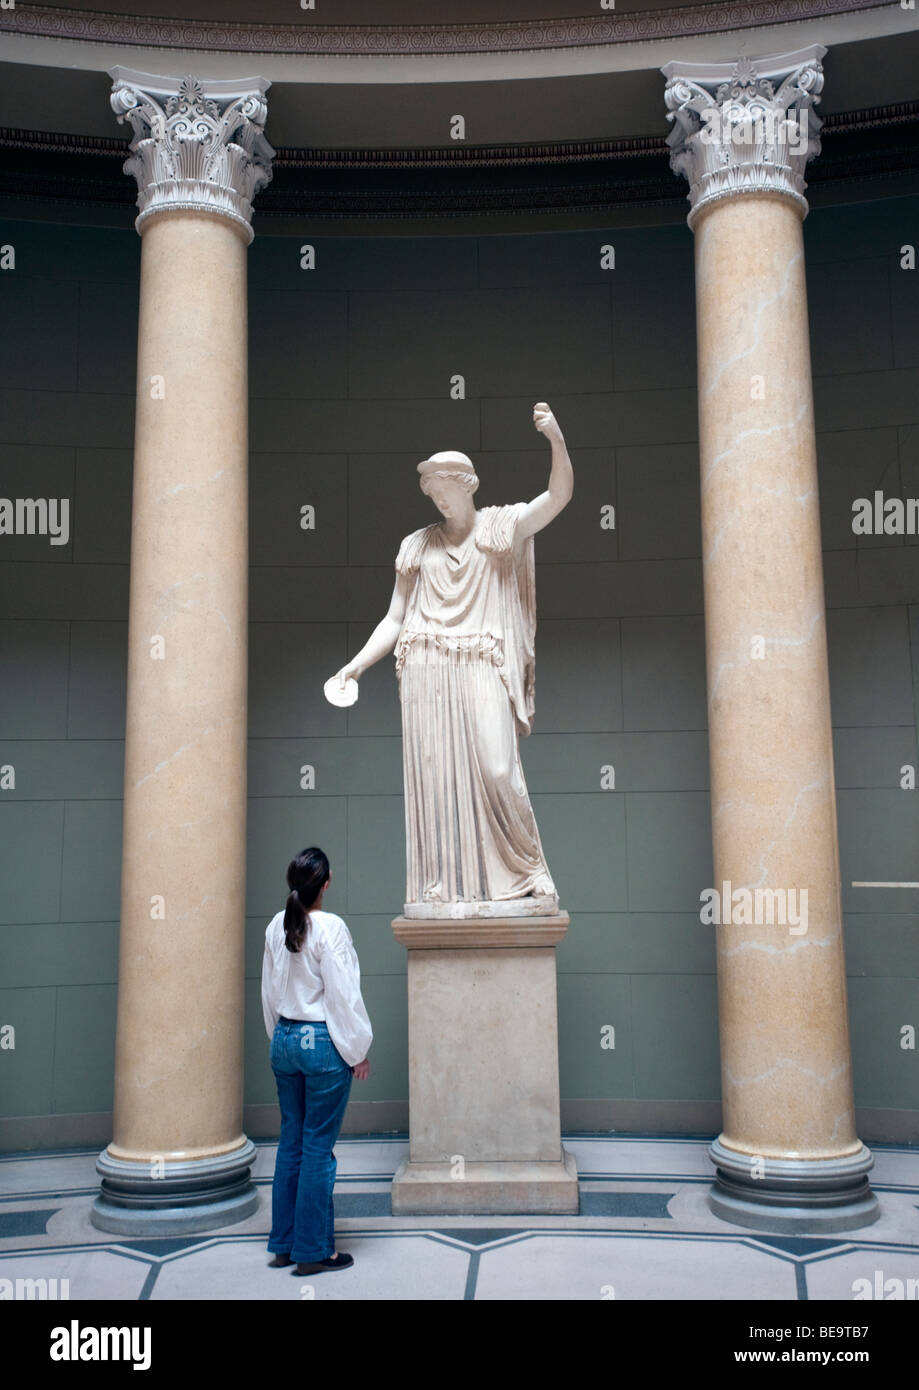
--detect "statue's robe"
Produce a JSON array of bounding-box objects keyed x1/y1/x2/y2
[{"x1": 394, "y1": 503, "x2": 556, "y2": 909}]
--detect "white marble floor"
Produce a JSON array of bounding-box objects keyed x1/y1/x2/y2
[{"x1": 1, "y1": 1135, "x2": 917, "y2": 1301}]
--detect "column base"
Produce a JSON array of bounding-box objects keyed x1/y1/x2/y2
[
  {"x1": 708, "y1": 1137, "x2": 880, "y2": 1235},
  {"x1": 392, "y1": 1152, "x2": 579, "y2": 1215},
  {"x1": 91, "y1": 1138, "x2": 259, "y2": 1236}
]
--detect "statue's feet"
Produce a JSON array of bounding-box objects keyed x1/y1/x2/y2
[{"x1": 528, "y1": 876, "x2": 557, "y2": 899}]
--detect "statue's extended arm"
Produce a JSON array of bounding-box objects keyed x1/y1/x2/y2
[
  {"x1": 516, "y1": 402, "x2": 574, "y2": 541},
  {"x1": 329, "y1": 571, "x2": 411, "y2": 687}
]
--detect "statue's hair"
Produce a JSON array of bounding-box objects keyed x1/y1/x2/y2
[{"x1": 420, "y1": 469, "x2": 479, "y2": 496}]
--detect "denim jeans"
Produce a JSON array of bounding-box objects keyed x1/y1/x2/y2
[{"x1": 268, "y1": 1018, "x2": 353, "y2": 1263}]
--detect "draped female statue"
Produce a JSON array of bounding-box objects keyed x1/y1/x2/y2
[{"x1": 328, "y1": 403, "x2": 573, "y2": 919}]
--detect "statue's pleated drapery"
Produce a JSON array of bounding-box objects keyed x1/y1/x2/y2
[{"x1": 394, "y1": 503, "x2": 556, "y2": 907}]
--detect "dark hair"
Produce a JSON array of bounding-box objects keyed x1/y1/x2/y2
[{"x1": 284, "y1": 846, "x2": 330, "y2": 954}]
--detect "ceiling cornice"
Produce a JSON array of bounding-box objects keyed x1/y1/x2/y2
[
  {"x1": 1, "y1": 99, "x2": 916, "y2": 227},
  {"x1": 1, "y1": 98, "x2": 916, "y2": 164},
  {"x1": 0, "y1": 0, "x2": 896, "y2": 57}
]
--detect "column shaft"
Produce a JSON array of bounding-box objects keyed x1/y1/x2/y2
[
  {"x1": 696, "y1": 193, "x2": 856, "y2": 1157},
  {"x1": 112, "y1": 211, "x2": 249, "y2": 1161}
]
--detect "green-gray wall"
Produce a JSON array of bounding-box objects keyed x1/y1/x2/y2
[{"x1": 1, "y1": 194, "x2": 918, "y2": 1150}]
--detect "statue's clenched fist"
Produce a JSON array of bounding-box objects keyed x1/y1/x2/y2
[{"x1": 533, "y1": 401, "x2": 563, "y2": 442}]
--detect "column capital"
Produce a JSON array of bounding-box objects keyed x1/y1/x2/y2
[
  {"x1": 661, "y1": 46, "x2": 825, "y2": 228},
  {"x1": 109, "y1": 67, "x2": 275, "y2": 243}
]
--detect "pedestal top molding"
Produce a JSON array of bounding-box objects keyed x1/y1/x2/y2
[
  {"x1": 109, "y1": 67, "x2": 275, "y2": 242},
  {"x1": 392, "y1": 914, "x2": 571, "y2": 950},
  {"x1": 662, "y1": 45, "x2": 826, "y2": 226}
]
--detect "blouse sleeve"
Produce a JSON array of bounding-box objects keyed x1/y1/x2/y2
[
  {"x1": 318, "y1": 918, "x2": 374, "y2": 1068},
  {"x1": 261, "y1": 939, "x2": 281, "y2": 1041}
]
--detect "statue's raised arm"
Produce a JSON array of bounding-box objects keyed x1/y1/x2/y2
[{"x1": 515, "y1": 402, "x2": 574, "y2": 542}]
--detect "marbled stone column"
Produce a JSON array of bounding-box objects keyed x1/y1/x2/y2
[
  {"x1": 92, "y1": 69, "x2": 274, "y2": 1235},
  {"x1": 661, "y1": 48, "x2": 878, "y2": 1232}
]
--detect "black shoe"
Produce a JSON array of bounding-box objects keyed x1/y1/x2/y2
[
  {"x1": 293, "y1": 1251, "x2": 354, "y2": 1275},
  {"x1": 268, "y1": 1252, "x2": 293, "y2": 1268}
]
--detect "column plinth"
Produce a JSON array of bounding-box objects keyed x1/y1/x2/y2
[
  {"x1": 662, "y1": 48, "x2": 878, "y2": 1234},
  {"x1": 92, "y1": 70, "x2": 273, "y2": 1237},
  {"x1": 391, "y1": 915, "x2": 579, "y2": 1215}
]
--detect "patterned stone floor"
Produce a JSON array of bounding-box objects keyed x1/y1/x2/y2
[{"x1": 1, "y1": 1135, "x2": 917, "y2": 1301}]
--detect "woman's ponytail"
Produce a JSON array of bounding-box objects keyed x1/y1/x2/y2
[{"x1": 283, "y1": 846, "x2": 330, "y2": 953}]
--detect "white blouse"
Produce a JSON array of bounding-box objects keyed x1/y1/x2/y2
[{"x1": 261, "y1": 909, "x2": 373, "y2": 1069}]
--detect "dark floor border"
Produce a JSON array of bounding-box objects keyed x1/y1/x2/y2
[{"x1": 2, "y1": 1101, "x2": 916, "y2": 1154}]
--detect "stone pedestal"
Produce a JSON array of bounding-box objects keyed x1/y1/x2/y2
[{"x1": 391, "y1": 915, "x2": 578, "y2": 1215}]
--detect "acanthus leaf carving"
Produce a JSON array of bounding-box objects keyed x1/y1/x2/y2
[
  {"x1": 661, "y1": 47, "x2": 826, "y2": 227},
  {"x1": 109, "y1": 69, "x2": 274, "y2": 242}
]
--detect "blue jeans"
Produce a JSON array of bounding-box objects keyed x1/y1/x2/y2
[{"x1": 268, "y1": 1018, "x2": 353, "y2": 1264}]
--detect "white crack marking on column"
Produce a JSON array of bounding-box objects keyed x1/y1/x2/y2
[
  {"x1": 134, "y1": 728, "x2": 213, "y2": 788},
  {"x1": 765, "y1": 610, "x2": 823, "y2": 651},
  {"x1": 828, "y1": 1108, "x2": 855, "y2": 1143},
  {"x1": 738, "y1": 775, "x2": 828, "y2": 891},
  {"x1": 721, "y1": 936, "x2": 834, "y2": 957},
  {"x1": 708, "y1": 481, "x2": 813, "y2": 561},
  {"x1": 725, "y1": 1058, "x2": 850, "y2": 1088},
  {"x1": 703, "y1": 400, "x2": 810, "y2": 486},
  {"x1": 782, "y1": 777, "x2": 826, "y2": 833},
  {"x1": 703, "y1": 247, "x2": 803, "y2": 399}
]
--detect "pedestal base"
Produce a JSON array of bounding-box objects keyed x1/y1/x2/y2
[
  {"x1": 392, "y1": 1152, "x2": 579, "y2": 1215},
  {"x1": 708, "y1": 1137, "x2": 880, "y2": 1234},
  {"x1": 91, "y1": 1138, "x2": 259, "y2": 1236},
  {"x1": 391, "y1": 912, "x2": 578, "y2": 1217}
]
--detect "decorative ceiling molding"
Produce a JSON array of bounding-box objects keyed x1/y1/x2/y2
[
  {"x1": 0, "y1": 127, "x2": 667, "y2": 164},
  {"x1": 0, "y1": 100, "x2": 916, "y2": 223},
  {"x1": 2, "y1": 100, "x2": 917, "y2": 166},
  {"x1": 0, "y1": 0, "x2": 896, "y2": 57}
]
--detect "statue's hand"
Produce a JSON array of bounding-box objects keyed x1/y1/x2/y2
[
  {"x1": 330, "y1": 661, "x2": 361, "y2": 689},
  {"x1": 533, "y1": 401, "x2": 563, "y2": 442},
  {"x1": 324, "y1": 662, "x2": 362, "y2": 709}
]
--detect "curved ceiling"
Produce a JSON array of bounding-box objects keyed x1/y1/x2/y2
[{"x1": 0, "y1": 2, "x2": 916, "y2": 145}]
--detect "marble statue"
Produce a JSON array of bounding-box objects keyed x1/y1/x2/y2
[{"x1": 327, "y1": 403, "x2": 573, "y2": 918}]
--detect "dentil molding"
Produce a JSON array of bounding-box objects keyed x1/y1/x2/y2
[{"x1": 0, "y1": 1, "x2": 895, "y2": 56}]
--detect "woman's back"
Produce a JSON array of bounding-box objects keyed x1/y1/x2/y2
[{"x1": 261, "y1": 906, "x2": 372, "y2": 1069}]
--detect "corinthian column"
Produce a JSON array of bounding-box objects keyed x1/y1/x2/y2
[
  {"x1": 661, "y1": 48, "x2": 878, "y2": 1232},
  {"x1": 92, "y1": 69, "x2": 274, "y2": 1234}
]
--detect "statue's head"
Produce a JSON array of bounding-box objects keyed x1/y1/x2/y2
[{"x1": 417, "y1": 451, "x2": 479, "y2": 518}]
